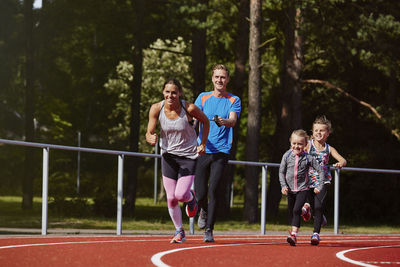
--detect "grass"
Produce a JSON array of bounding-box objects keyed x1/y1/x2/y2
[{"x1": 0, "y1": 196, "x2": 399, "y2": 234}]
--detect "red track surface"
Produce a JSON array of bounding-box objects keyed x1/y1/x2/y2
[{"x1": 0, "y1": 234, "x2": 399, "y2": 266}]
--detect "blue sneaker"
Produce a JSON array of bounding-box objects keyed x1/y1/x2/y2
[
  {"x1": 170, "y1": 229, "x2": 186, "y2": 243},
  {"x1": 185, "y1": 190, "x2": 198, "y2": 218},
  {"x1": 311, "y1": 232, "x2": 320, "y2": 245},
  {"x1": 203, "y1": 228, "x2": 214, "y2": 243},
  {"x1": 198, "y1": 208, "x2": 207, "y2": 229}
]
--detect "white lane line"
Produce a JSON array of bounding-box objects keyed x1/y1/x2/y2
[
  {"x1": 336, "y1": 245, "x2": 400, "y2": 267},
  {"x1": 363, "y1": 261, "x2": 400, "y2": 265},
  {"x1": 0, "y1": 239, "x2": 169, "y2": 250},
  {"x1": 152, "y1": 239, "x2": 400, "y2": 267},
  {"x1": 151, "y1": 242, "x2": 278, "y2": 267}
]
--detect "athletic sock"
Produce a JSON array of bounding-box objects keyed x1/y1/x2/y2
[{"x1": 168, "y1": 205, "x2": 182, "y2": 229}]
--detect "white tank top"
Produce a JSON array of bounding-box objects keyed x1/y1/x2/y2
[{"x1": 159, "y1": 100, "x2": 198, "y2": 159}]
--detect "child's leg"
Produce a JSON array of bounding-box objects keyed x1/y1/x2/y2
[
  {"x1": 313, "y1": 185, "x2": 328, "y2": 233},
  {"x1": 287, "y1": 193, "x2": 296, "y2": 226},
  {"x1": 308, "y1": 189, "x2": 315, "y2": 214},
  {"x1": 291, "y1": 190, "x2": 309, "y2": 229}
]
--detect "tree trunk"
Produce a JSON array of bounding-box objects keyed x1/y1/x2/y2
[
  {"x1": 267, "y1": 4, "x2": 303, "y2": 217},
  {"x1": 22, "y1": 0, "x2": 35, "y2": 210},
  {"x1": 191, "y1": 0, "x2": 208, "y2": 101},
  {"x1": 218, "y1": 0, "x2": 249, "y2": 218},
  {"x1": 244, "y1": 0, "x2": 262, "y2": 224},
  {"x1": 124, "y1": 0, "x2": 144, "y2": 217}
]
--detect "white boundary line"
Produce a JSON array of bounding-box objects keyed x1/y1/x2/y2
[
  {"x1": 336, "y1": 245, "x2": 400, "y2": 267},
  {"x1": 0, "y1": 239, "x2": 168, "y2": 250},
  {"x1": 151, "y1": 242, "x2": 276, "y2": 267},
  {"x1": 151, "y1": 238, "x2": 400, "y2": 267},
  {"x1": 1, "y1": 235, "x2": 399, "y2": 266}
]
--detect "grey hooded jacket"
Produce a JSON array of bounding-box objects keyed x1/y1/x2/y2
[{"x1": 279, "y1": 149, "x2": 326, "y2": 192}]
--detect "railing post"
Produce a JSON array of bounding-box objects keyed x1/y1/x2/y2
[
  {"x1": 116, "y1": 154, "x2": 124, "y2": 235},
  {"x1": 189, "y1": 183, "x2": 195, "y2": 235},
  {"x1": 154, "y1": 141, "x2": 159, "y2": 204},
  {"x1": 334, "y1": 168, "x2": 340, "y2": 235},
  {"x1": 42, "y1": 147, "x2": 49, "y2": 236},
  {"x1": 76, "y1": 131, "x2": 81, "y2": 194},
  {"x1": 230, "y1": 182, "x2": 234, "y2": 207},
  {"x1": 261, "y1": 165, "x2": 268, "y2": 235}
]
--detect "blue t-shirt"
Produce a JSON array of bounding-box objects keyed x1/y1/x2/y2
[{"x1": 194, "y1": 91, "x2": 241, "y2": 154}]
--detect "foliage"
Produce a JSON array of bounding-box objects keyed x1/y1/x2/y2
[
  {"x1": 0, "y1": 0, "x2": 399, "y2": 223},
  {"x1": 105, "y1": 37, "x2": 192, "y2": 153}
]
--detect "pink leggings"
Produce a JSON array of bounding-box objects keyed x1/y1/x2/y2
[{"x1": 163, "y1": 175, "x2": 194, "y2": 208}]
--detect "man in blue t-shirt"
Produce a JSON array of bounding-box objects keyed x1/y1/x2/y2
[{"x1": 194, "y1": 64, "x2": 241, "y2": 242}]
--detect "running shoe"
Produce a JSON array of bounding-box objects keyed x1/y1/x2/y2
[
  {"x1": 311, "y1": 232, "x2": 320, "y2": 245},
  {"x1": 203, "y1": 228, "x2": 214, "y2": 243},
  {"x1": 301, "y1": 203, "x2": 311, "y2": 221},
  {"x1": 170, "y1": 229, "x2": 186, "y2": 244},
  {"x1": 198, "y1": 208, "x2": 207, "y2": 229},
  {"x1": 185, "y1": 190, "x2": 198, "y2": 218},
  {"x1": 321, "y1": 215, "x2": 327, "y2": 227},
  {"x1": 286, "y1": 231, "x2": 297, "y2": 246}
]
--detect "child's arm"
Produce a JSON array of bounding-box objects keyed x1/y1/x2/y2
[
  {"x1": 330, "y1": 146, "x2": 347, "y2": 168},
  {"x1": 305, "y1": 140, "x2": 311, "y2": 153},
  {"x1": 279, "y1": 153, "x2": 289, "y2": 195}
]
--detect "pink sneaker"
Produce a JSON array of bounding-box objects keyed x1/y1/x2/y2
[
  {"x1": 185, "y1": 190, "x2": 198, "y2": 218},
  {"x1": 301, "y1": 203, "x2": 311, "y2": 221},
  {"x1": 287, "y1": 231, "x2": 297, "y2": 246}
]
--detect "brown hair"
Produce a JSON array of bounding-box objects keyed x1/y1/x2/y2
[{"x1": 163, "y1": 78, "x2": 183, "y2": 93}]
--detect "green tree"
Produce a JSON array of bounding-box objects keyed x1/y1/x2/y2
[
  {"x1": 244, "y1": 0, "x2": 262, "y2": 223},
  {"x1": 22, "y1": 0, "x2": 36, "y2": 209}
]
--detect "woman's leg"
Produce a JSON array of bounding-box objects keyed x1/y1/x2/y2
[
  {"x1": 161, "y1": 154, "x2": 182, "y2": 230},
  {"x1": 163, "y1": 176, "x2": 182, "y2": 229},
  {"x1": 175, "y1": 175, "x2": 194, "y2": 202}
]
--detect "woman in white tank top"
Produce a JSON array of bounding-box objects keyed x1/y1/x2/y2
[{"x1": 145, "y1": 78, "x2": 209, "y2": 243}]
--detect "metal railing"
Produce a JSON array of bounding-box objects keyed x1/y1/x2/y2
[{"x1": 1, "y1": 138, "x2": 399, "y2": 236}]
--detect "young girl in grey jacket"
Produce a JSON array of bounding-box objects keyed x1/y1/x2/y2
[{"x1": 279, "y1": 129, "x2": 326, "y2": 246}]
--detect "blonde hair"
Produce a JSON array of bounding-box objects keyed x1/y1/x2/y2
[
  {"x1": 313, "y1": 115, "x2": 332, "y2": 133},
  {"x1": 212, "y1": 64, "x2": 230, "y2": 77},
  {"x1": 290, "y1": 129, "x2": 309, "y2": 144}
]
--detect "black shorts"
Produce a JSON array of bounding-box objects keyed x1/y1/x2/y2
[{"x1": 161, "y1": 153, "x2": 197, "y2": 180}]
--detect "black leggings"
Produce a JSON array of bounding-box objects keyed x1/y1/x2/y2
[
  {"x1": 309, "y1": 184, "x2": 329, "y2": 233},
  {"x1": 194, "y1": 153, "x2": 229, "y2": 230},
  {"x1": 287, "y1": 190, "x2": 309, "y2": 228}
]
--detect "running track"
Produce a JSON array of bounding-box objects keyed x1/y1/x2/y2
[{"x1": 0, "y1": 234, "x2": 399, "y2": 266}]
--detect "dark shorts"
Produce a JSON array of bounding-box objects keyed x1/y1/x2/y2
[{"x1": 161, "y1": 153, "x2": 197, "y2": 180}]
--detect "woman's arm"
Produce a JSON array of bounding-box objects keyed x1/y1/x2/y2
[
  {"x1": 187, "y1": 103, "x2": 210, "y2": 154},
  {"x1": 145, "y1": 102, "x2": 161, "y2": 146}
]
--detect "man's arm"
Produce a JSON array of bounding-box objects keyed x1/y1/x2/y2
[{"x1": 215, "y1": 111, "x2": 237, "y2": 128}]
